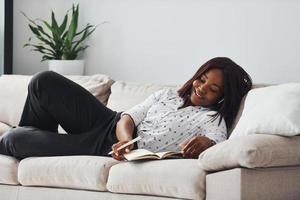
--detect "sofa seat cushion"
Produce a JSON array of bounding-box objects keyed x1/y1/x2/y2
[
  {"x1": 198, "y1": 134, "x2": 300, "y2": 172},
  {"x1": 0, "y1": 154, "x2": 19, "y2": 185},
  {"x1": 107, "y1": 159, "x2": 206, "y2": 200},
  {"x1": 18, "y1": 156, "x2": 119, "y2": 191}
]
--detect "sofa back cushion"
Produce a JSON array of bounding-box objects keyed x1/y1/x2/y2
[
  {"x1": 0, "y1": 75, "x2": 31, "y2": 128},
  {"x1": 106, "y1": 81, "x2": 179, "y2": 112},
  {"x1": 0, "y1": 74, "x2": 114, "y2": 127}
]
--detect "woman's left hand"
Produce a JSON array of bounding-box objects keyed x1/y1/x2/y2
[{"x1": 179, "y1": 136, "x2": 214, "y2": 158}]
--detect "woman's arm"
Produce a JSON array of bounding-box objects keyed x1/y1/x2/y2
[
  {"x1": 111, "y1": 114, "x2": 135, "y2": 160},
  {"x1": 111, "y1": 89, "x2": 167, "y2": 160},
  {"x1": 116, "y1": 114, "x2": 135, "y2": 141}
]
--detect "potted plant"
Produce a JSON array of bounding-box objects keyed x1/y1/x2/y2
[{"x1": 23, "y1": 4, "x2": 96, "y2": 75}]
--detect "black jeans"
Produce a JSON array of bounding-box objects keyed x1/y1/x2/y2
[{"x1": 0, "y1": 71, "x2": 120, "y2": 159}]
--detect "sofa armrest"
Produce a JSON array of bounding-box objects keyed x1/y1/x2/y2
[
  {"x1": 206, "y1": 167, "x2": 300, "y2": 200},
  {"x1": 198, "y1": 134, "x2": 300, "y2": 172}
]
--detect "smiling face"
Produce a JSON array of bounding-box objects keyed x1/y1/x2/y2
[{"x1": 190, "y1": 68, "x2": 224, "y2": 107}]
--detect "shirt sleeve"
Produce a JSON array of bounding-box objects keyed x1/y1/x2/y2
[
  {"x1": 200, "y1": 111, "x2": 227, "y2": 144},
  {"x1": 121, "y1": 89, "x2": 166, "y2": 126}
]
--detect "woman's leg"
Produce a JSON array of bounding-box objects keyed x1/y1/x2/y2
[
  {"x1": 0, "y1": 126, "x2": 99, "y2": 159},
  {"x1": 19, "y1": 71, "x2": 115, "y2": 134}
]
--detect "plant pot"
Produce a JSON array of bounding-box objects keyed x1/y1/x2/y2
[{"x1": 48, "y1": 60, "x2": 85, "y2": 75}]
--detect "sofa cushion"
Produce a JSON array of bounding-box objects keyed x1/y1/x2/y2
[
  {"x1": 67, "y1": 74, "x2": 114, "y2": 105},
  {"x1": 106, "y1": 81, "x2": 179, "y2": 112},
  {"x1": 0, "y1": 74, "x2": 114, "y2": 127},
  {"x1": 107, "y1": 159, "x2": 206, "y2": 200},
  {"x1": 228, "y1": 84, "x2": 269, "y2": 135},
  {"x1": 0, "y1": 154, "x2": 19, "y2": 185},
  {"x1": 0, "y1": 122, "x2": 10, "y2": 136},
  {"x1": 18, "y1": 156, "x2": 119, "y2": 191},
  {"x1": 198, "y1": 134, "x2": 300, "y2": 172},
  {"x1": 230, "y1": 83, "x2": 300, "y2": 138}
]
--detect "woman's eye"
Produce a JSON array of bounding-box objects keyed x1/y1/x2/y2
[
  {"x1": 200, "y1": 78, "x2": 205, "y2": 83},
  {"x1": 210, "y1": 87, "x2": 218, "y2": 93}
]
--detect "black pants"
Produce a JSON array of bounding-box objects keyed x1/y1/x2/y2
[{"x1": 0, "y1": 71, "x2": 120, "y2": 159}]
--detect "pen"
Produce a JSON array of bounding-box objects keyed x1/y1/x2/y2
[{"x1": 108, "y1": 136, "x2": 142, "y2": 155}]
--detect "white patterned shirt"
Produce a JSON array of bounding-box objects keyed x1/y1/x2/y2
[{"x1": 122, "y1": 88, "x2": 227, "y2": 152}]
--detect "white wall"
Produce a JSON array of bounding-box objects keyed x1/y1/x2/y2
[{"x1": 13, "y1": 0, "x2": 300, "y2": 84}]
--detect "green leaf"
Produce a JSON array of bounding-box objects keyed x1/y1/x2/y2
[
  {"x1": 72, "y1": 26, "x2": 96, "y2": 51},
  {"x1": 20, "y1": 11, "x2": 37, "y2": 25},
  {"x1": 28, "y1": 24, "x2": 41, "y2": 37},
  {"x1": 41, "y1": 55, "x2": 56, "y2": 62},
  {"x1": 36, "y1": 25, "x2": 52, "y2": 39},
  {"x1": 65, "y1": 4, "x2": 79, "y2": 46},
  {"x1": 24, "y1": 43, "x2": 55, "y2": 54},
  {"x1": 51, "y1": 11, "x2": 59, "y2": 31},
  {"x1": 51, "y1": 21, "x2": 61, "y2": 44},
  {"x1": 75, "y1": 24, "x2": 94, "y2": 36},
  {"x1": 42, "y1": 20, "x2": 52, "y2": 32},
  {"x1": 58, "y1": 13, "x2": 68, "y2": 36}
]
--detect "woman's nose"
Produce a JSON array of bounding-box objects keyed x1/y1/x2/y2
[{"x1": 198, "y1": 85, "x2": 207, "y2": 94}]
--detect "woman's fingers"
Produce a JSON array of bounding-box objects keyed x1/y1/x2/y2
[
  {"x1": 183, "y1": 143, "x2": 199, "y2": 158},
  {"x1": 125, "y1": 147, "x2": 131, "y2": 153},
  {"x1": 179, "y1": 139, "x2": 189, "y2": 149},
  {"x1": 112, "y1": 153, "x2": 124, "y2": 161},
  {"x1": 111, "y1": 141, "x2": 134, "y2": 160},
  {"x1": 181, "y1": 137, "x2": 197, "y2": 152},
  {"x1": 112, "y1": 143, "x2": 121, "y2": 156}
]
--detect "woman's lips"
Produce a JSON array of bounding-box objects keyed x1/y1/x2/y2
[{"x1": 194, "y1": 88, "x2": 204, "y2": 98}]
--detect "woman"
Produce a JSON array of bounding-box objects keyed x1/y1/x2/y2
[{"x1": 0, "y1": 57, "x2": 252, "y2": 160}]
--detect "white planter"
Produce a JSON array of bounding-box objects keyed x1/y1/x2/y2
[{"x1": 48, "y1": 60, "x2": 85, "y2": 75}]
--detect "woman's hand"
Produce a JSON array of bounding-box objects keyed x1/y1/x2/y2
[
  {"x1": 179, "y1": 136, "x2": 214, "y2": 158},
  {"x1": 111, "y1": 141, "x2": 134, "y2": 161},
  {"x1": 112, "y1": 114, "x2": 135, "y2": 160}
]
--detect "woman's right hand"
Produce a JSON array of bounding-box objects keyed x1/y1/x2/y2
[{"x1": 111, "y1": 141, "x2": 134, "y2": 161}]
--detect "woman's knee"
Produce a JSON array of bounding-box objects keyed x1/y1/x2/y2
[
  {"x1": 0, "y1": 128, "x2": 30, "y2": 158},
  {"x1": 28, "y1": 71, "x2": 59, "y2": 93}
]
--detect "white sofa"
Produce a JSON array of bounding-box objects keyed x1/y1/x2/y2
[{"x1": 0, "y1": 74, "x2": 300, "y2": 200}]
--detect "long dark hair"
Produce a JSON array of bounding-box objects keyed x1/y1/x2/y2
[{"x1": 177, "y1": 57, "x2": 252, "y2": 130}]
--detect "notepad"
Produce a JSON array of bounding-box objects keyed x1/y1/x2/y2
[{"x1": 124, "y1": 149, "x2": 183, "y2": 161}]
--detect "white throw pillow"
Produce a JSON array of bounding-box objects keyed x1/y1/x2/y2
[{"x1": 230, "y1": 83, "x2": 300, "y2": 138}]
